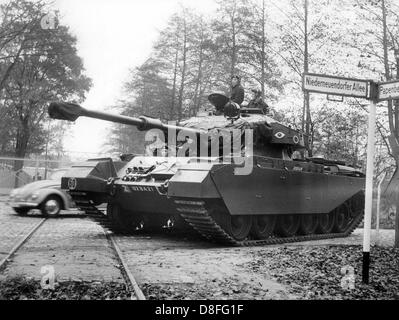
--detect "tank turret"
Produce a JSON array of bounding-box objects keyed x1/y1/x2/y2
[{"x1": 49, "y1": 96, "x2": 307, "y2": 160}]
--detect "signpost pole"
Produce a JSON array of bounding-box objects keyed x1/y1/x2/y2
[{"x1": 362, "y1": 99, "x2": 377, "y2": 284}]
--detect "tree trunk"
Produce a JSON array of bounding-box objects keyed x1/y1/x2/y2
[
  {"x1": 230, "y1": 7, "x2": 237, "y2": 80},
  {"x1": 381, "y1": 0, "x2": 399, "y2": 247},
  {"x1": 193, "y1": 41, "x2": 204, "y2": 116},
  {"x1": 0, "y1": 41, "x2": 25, "y2": 93},
  {"x1": 260, "y1": 0, "x2": 266, "y2": 99},
  {"x1": 396, "y1": 194, "x2": 399, "y2": 247},
  {"x1": 13, "y1": 121, "x2": 30, "y2": 188},
  {"x1": 303, "y1": 0, "x2": 312, "y2": 157},
  {"x1": 177, "y1": 17, "x2": 188, "y2": 122},
  {"x1": 396, "y1": 56, "x2": 399, "y2": 248},
  {"x1": 170, "y1": 46, "x2": 179, "y2": 120}
]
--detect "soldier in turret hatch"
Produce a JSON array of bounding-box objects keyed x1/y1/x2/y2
[
  {"x1": 248, "y1": 88, "x2": 270, "y2": 115},
  {"x1": 230, "y1": 75, "x2": 245, "y2": 105}
]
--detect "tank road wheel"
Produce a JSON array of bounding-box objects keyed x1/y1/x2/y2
[
  {"x1": 317, "y1": 212, "x2": 335, "y2": 234},
  {"x1": 164, "y1": 215, "x2": 191, "y2": 231},
  {"x1": 333, "y1": 204, "x2": 351, "y2": 233},
  {"x1": 143, "y1": 215, "x2": 166, "y2": 231},
  {"x1": 276, "y1": 215, "x2": 300, "y2": 237},
  {"x1": 107, "y1": 203, "x2": 136, "y2": 234},
  {"x1": 298, "y1": 214, "x2": 319, "y2": 235},
  {"x1": 250, "y1": 215, "x2": 276, "y2": 240},
  {"x1": 218, "y1": 213, "x2": 252, "y2": 241}
]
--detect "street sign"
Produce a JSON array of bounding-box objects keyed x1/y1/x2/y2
[
  {"x1": 303, "y1": 72, "x2": 379, "y2": 284},
  {"x1": 378, "y1": 80, "x2": 399, "y2": 101},
  {"x1": 303, "y1": 73, "x2": 369, "y2": 98}
]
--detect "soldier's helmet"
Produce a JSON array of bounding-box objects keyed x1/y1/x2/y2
[
  {"x1": 251, "y1": 88, "x2": 262, "y2": 97},
  {"x1": 231, "y1": 75, "x2": 241, "y2": 83}
]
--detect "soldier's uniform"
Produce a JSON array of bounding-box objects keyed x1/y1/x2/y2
[
  {"x1": 230, "y1": 76, "x2": 245, "y2": 105},
  {"x1": 248, "y1": 89, "x2": 270, "y2": 114}
]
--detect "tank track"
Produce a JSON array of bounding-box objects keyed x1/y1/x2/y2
[
  {"x1": 174, "y1": 197, "x2": 364, "y2": 247},
  {"x1": 69, "y1": 192, "x2": 134, "y2": 232},
  {"x1": 69, "y1": 191, "x2": 364, "y2": 247},
  {"x1": 69, "y1": 191, "x2": 105, "y2": 215}
]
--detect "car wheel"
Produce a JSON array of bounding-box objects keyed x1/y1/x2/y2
[
  {"x1": 40, "y1": 195, "x2": 62, "y2": 217},
  {"x1": 13, "y1": 208, "x2": 30, "y2": 216}
]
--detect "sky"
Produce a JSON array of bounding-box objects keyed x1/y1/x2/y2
[{"x1": 51, "y1": 0, "x2": 218, "y2": 157}]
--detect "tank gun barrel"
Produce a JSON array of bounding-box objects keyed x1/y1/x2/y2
[{"x1": 48, "y1": 102, "x2": 203, "y2": 135}]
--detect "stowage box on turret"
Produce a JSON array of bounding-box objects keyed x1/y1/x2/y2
[{"x1": 48, "y1": 95, "x2": 365, "y2": 245}]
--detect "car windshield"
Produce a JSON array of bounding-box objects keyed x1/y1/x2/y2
[{"x1": 49, "y1": 170, "x2": 68, "y2": 180}]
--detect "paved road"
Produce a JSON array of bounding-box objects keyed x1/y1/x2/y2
[
  {"x1": 0, "y1": 202, "x2": 123, "y2": 283},
  {"x1": 0, "y1": 211, "x2": 44, "y2": 265}
]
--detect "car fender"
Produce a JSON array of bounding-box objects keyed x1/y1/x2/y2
[{"x1": 35, "y1": 188, "x2": 70, "y2": 210}]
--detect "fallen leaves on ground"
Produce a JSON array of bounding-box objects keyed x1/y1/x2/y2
[
  {"x1": 141, "y1": 277, "x2": 280, "y2": 300},
  {"x1": 246, "y1": 245, "x2": 399, "y2": 300},
  {"x1": 0, "y1": 276, "x2": 131, "y2": 300}
]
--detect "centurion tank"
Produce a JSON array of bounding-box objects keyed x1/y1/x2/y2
[{"x1": 48, "y1": 94, "x2": 365, "y2": 245}]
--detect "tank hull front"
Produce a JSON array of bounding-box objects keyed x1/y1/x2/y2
[
  {"x1": 112, "y1": 183, "x2": 177, "y2": 215},
  {"x1": 168, "y1": 157, "x2": 365, "y2": 216}
]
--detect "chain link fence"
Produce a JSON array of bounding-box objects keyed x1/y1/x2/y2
[
  {"x1": 0, "y1": 156, "x2": 73, "y2": 196},
  {"x1": 0, "y1": 151, "x2": 113, "y2": 197}
]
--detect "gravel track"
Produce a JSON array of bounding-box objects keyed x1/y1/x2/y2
[
  {"x1": 0, "y1": 201, "x2": 124, "y2": 283},
  {"x1": 113, "y1": 232, "x2": 295, "y2": 300},
  {"x1": 0, "y1": 210, "x2": 45, "y2": 265},
  {"x1": 1, "y1": 216, "x2": 124, "y2": 283}
]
